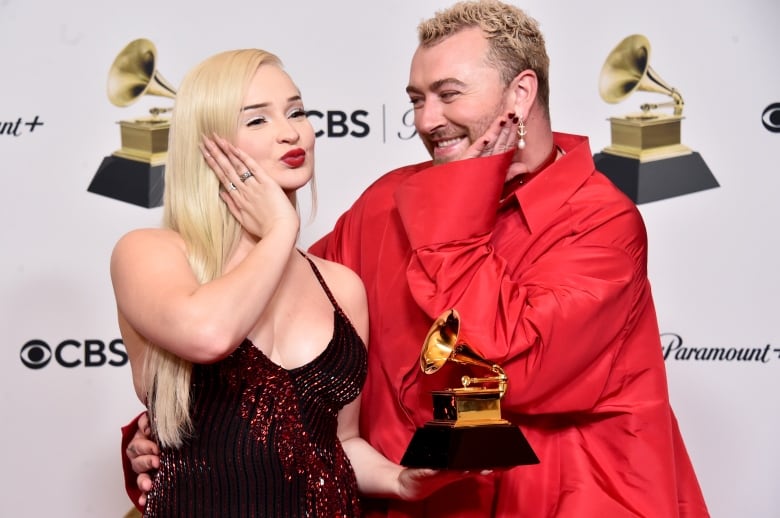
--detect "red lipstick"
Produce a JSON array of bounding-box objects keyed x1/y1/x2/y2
[{"x1": 281, "y1": 148, "x2": 306, "y2": 168}]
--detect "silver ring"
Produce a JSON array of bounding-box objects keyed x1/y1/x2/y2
[
  {"x1": 239, "y1": 170, "x2": 253, "y2": 182},
  {"x1": 228, "y1": 182, "x2": 237, "y2": 191}
]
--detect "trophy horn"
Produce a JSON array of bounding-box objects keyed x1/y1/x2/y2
[
  {"x1": 421, "y1": 309, "x2": 507, "y2": 396},
  {"x1": 107, "y1": 38, "x2": 176, "y2": 108},
  {"x1": 598, "y1": 34, "x2": 684, "y2": 116}
]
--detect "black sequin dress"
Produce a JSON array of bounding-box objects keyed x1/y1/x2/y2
[{"x1": 144, "y1": 257, "x2": 368, "y2": 517}]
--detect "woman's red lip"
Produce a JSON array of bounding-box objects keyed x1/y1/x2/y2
[
  {"x1": 281, "y1": 150, "x2": 306, "y2": 168},
  {"x1": 281, "y1": 149, "x2": 305, "y2": 160}
]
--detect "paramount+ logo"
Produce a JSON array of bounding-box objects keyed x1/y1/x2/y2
[
  {"x1": 661, "y1": 333, "x2": 779, "y2": 364},
  {"x1": 20, "y1": 338, "x2": 128, "y2": 370}
]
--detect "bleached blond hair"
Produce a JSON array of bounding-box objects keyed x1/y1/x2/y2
[{"x1": 418, "y1": 0, "x2": 551, "y2": 117}]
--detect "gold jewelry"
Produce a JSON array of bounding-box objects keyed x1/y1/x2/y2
[{"x1": 517, "y1": 116, "x2": 527, "y2": 150}]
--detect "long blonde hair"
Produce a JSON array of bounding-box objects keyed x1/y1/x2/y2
[{"x1": 145, "y1": 49, "x2": 283, "y2": 448}]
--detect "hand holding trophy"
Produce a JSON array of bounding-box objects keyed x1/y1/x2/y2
[{"x1": 401, "y1": 309, "x2": 539, "y2": 469}]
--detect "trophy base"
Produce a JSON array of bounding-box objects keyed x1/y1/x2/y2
[
  {"x1": 88, "y1": 155, "x2": 165, "y2": 208},
  {"x1": 594, "y1": 151, "x2": 719, "y2": 204},
  {"x1": 400, "y1": 422, "x2": 539, "y2": 470}
]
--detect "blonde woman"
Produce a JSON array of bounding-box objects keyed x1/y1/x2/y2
[{"x1": 112, "y1": 48, "x2": 469, "y2": 517}]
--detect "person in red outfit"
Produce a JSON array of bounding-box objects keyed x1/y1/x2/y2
[{"x1": 125, "y1": 1, "x2": 709, "y2": 516}]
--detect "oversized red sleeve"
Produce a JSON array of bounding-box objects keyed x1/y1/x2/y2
[
  {"x1": 121, "y1": 413, "x2": 145, "y2": 512},
  {"x1": 395, "y1": 151, "x2": 645, "y2": 416}
]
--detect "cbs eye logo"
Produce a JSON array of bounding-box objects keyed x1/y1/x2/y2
[
  {"x1": 20, "y1": 339, "x2": 128, "y2": 369},
  {"x1": 762, "y1": 103, "x2": 780, "y2": 133},
  {"x1": 20, "y1": 340, "x2": 52, "y2": 369}
]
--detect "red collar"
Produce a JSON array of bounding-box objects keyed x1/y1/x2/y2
[{"x1": 499, "y1": 145, "x2": 560, "y2": 204}]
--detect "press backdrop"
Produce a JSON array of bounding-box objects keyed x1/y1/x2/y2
[{"x1": 2, "y1": 0, "x2": 778, "y2": 516}]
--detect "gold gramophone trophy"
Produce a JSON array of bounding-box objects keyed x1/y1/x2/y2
[
  {"x1": 400, "y1": 309, "x2": 539, "y2": 469},
  {"x1": 593, "y1": 34, "x2": 717, "y2": 204},
  {"x1": 88, "y1": 38, "x2": 176, "y2": 208}
]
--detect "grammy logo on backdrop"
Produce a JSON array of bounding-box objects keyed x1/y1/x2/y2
[
  {"x1": 88, "y1": 38, "x2": 176, "y2": 208},
  {"x1": 593, "y1": 34, "x2": 718, "y2": 204},
  {"x1": 400, "y1": 309, "x2": 539, "y2": 470}
]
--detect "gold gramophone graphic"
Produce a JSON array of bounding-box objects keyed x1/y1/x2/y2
[
  {"x1": 88, "y1": 38, "x2": 176, "y2": 208},
  {"x1": 593, "y1": 34, "x2": 718, "y2": 204},
  {"x1": 400, "y1": 309, "x2": 539, "y2": 469}
]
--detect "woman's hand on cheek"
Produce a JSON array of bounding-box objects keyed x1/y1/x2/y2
[{"x1": 200, "y1": 135, "x2": 299, "y2": 239}]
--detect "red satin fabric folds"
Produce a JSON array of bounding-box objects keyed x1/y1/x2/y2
[{"x1": 309, "y1": 133, "x2": 709, "y2": 517}]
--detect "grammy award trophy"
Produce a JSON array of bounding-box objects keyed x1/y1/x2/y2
[
  {"x1": 88, "y1": 38, "x2": 176, "y2": 208},
  {"x1": 400, "y1": 309, "x2": 539, "y2": 470},
  {"x1": 593, "y1": 34, "x2": 718, "y2": 203}
]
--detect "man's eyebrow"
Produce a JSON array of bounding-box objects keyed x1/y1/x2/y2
[
  {"x1": 405, "y1": 78, "x2": 467, "y2": 95},
  {"x1": 241, "y1": 95, "x2": 302, "y2": 112}
]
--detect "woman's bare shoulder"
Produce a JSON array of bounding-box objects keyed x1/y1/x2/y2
[
  {"x1": 305, "y1": 252, "x2": 364, "y2": 291},
  {"x1": 113, "y1": 227, "x2": 185, "y2": 256},
  {"x1": 304, "y1": 252, "x2": 368, "y2": 337}
]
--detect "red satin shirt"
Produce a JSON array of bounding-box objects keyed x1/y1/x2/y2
[{"x1": 309, "y1": 133, "x2": 709, "y2": 517}]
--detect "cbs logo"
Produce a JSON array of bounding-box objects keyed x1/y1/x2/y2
[
  {"x1": 307, "y1": 110, "x2": 369, "y2": 138},
  {"x1": 20, "y1": 339, "x2": 128, "y2": 369},
  {"x1": 762, "y1": 103, "x2": 780, "y2": 133}
]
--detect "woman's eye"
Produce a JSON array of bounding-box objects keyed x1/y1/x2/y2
[
  {"x1": 290, "y1": 108, "x2": 307, "y2": 119},
  {"x1": 246, "y1": 116, "x2": 266, "y2": 127}
]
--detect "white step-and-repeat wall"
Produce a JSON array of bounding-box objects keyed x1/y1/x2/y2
[{"x1": 2, "y1": 0, "x2": 777, "y2": 516}]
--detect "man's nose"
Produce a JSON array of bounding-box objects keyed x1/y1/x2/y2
[{"x1": 415, "y1": 101, "x2": 446, "y2": 134}]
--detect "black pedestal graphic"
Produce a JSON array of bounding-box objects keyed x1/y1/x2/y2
[
  {"x1": 88, "y1": 155, "x2": 164, "y2": 208},
  {"x1": 593, "y1": 152, "x2": 718, "y2": 204}
]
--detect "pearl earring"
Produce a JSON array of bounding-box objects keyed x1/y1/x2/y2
[{"x1": 517, "y1": 116, "x2": 527, "y2": 150}]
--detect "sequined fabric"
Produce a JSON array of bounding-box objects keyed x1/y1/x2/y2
[{"x1": 144, "y1": 257, "x2": 367, "y2": 517}]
